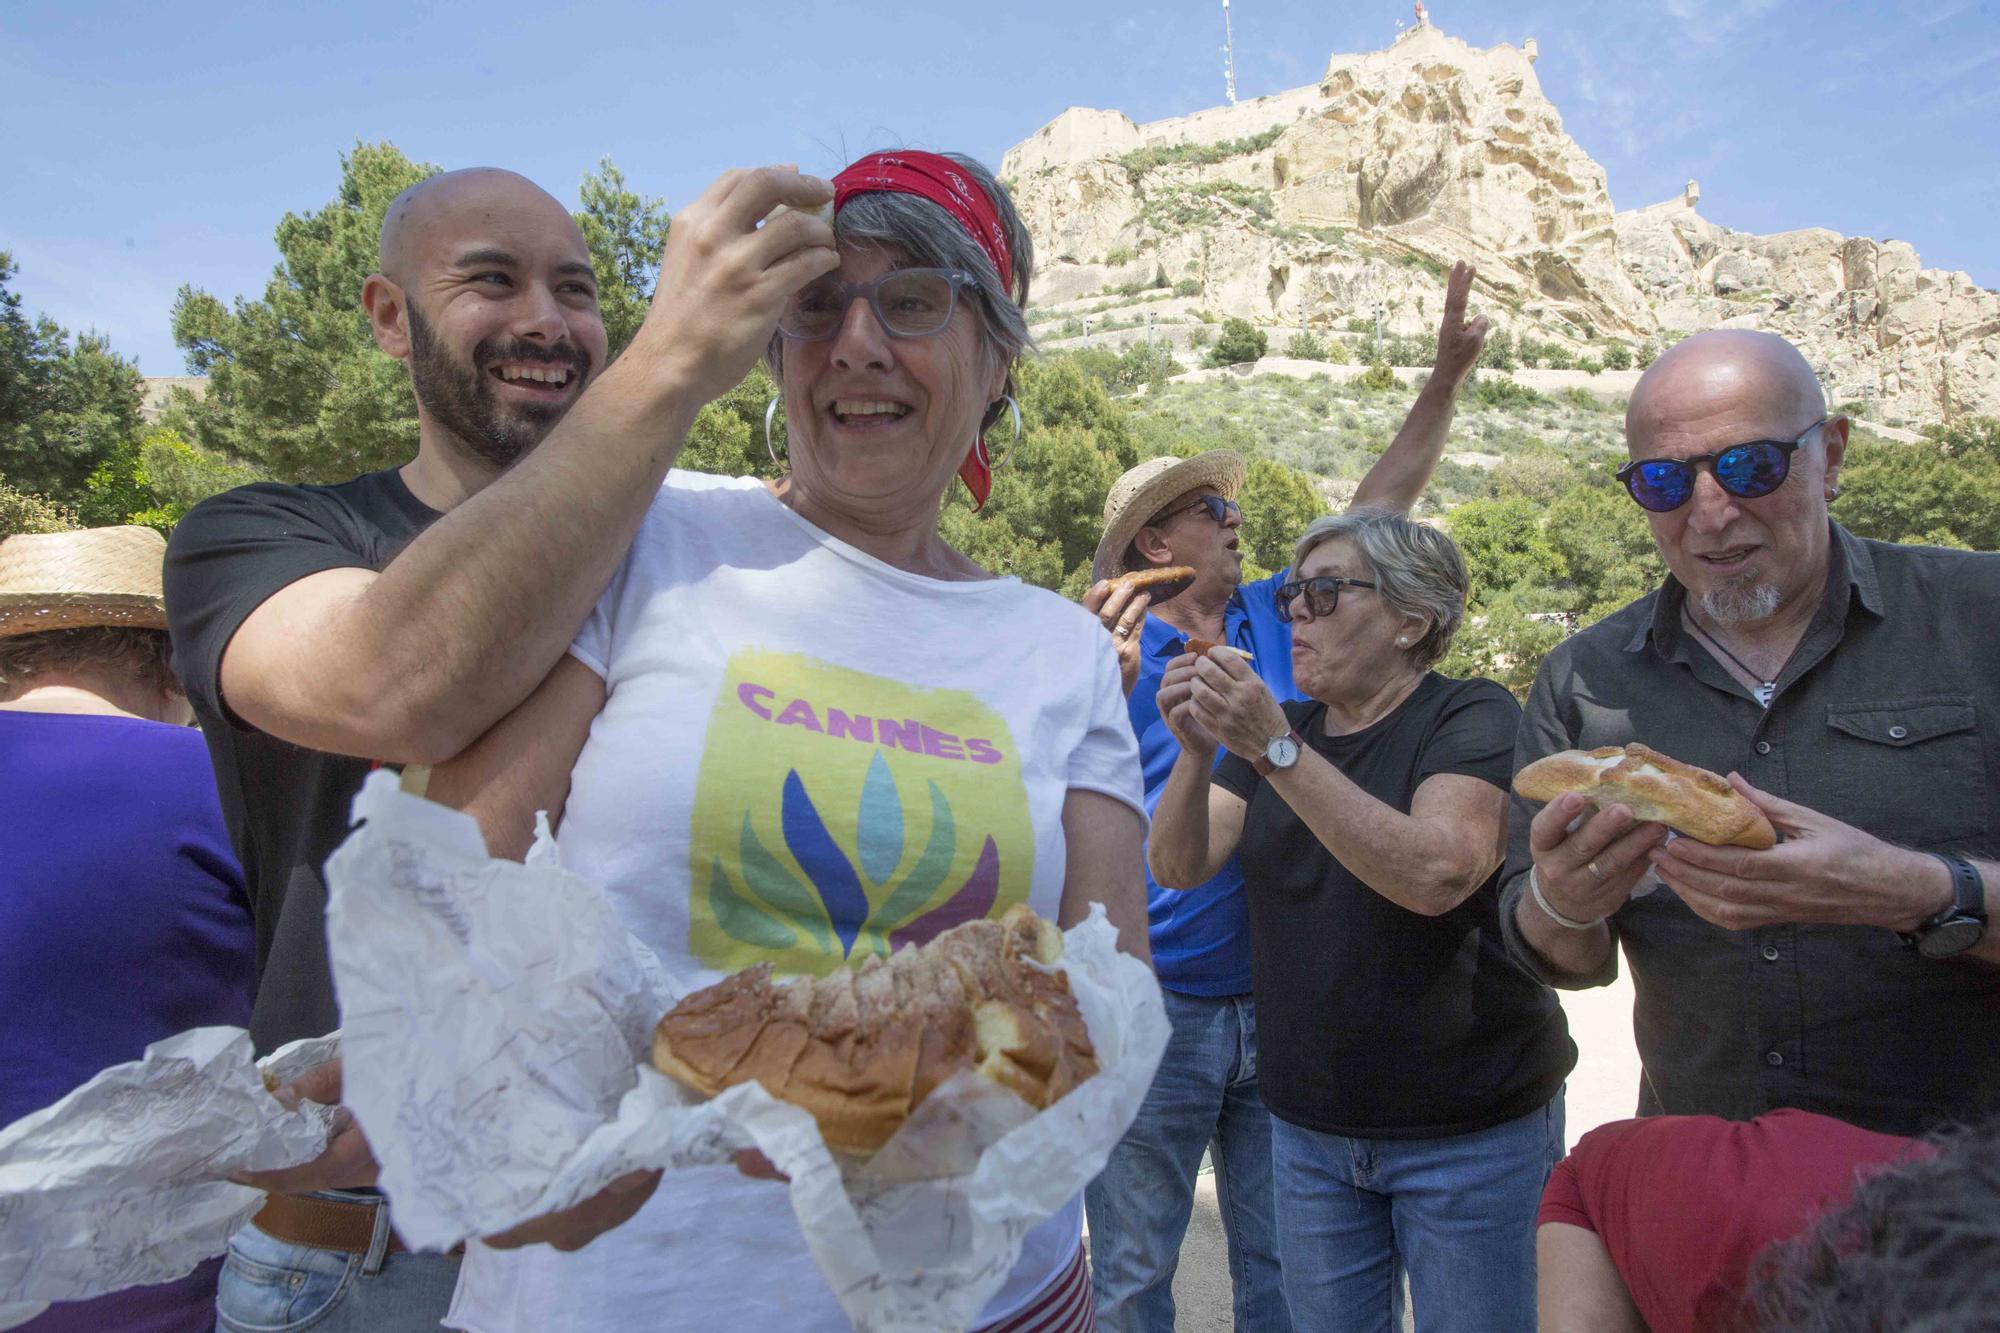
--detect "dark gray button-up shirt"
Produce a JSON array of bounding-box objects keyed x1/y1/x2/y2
[{"x1": 1500, "y1": 522, "x2": 2000, "y2": 1137}]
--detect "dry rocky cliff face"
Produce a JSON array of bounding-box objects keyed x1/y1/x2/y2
[{"x1": 1000, "y1": 23, "x2": 1998, "y2": 425}]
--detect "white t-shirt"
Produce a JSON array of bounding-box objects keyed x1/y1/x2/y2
[{"x1": 449, "y1": 472, "x2": 1143, "y2": 1333}]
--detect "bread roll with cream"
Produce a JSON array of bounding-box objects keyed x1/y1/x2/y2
[
  {"x1": 651, "y1": 905, "x2": 1097, "y2": 1154},
  {"x1": 1512, "y1": 742, "x2": 1777, "y2": 849}
]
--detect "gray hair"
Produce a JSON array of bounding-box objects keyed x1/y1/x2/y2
[
  {"x1": 1292, "y1": 507, "x2": 1467, "y2": 668},
  {"x1": 766, "y1": 152, "x2": 1036, "y2": 434}
]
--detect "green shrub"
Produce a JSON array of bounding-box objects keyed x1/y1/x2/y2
[
  {"x1": 1116, "y1": 125, "x2": 1286, "y2": 179},
  {"x1": 1283, "y1": 332, "x2": 1329, "y2": 361},
  {"x1": 1479, "y1": 329, "x2": 1518, "y2": 371},
  {"x1": 1601, "y1": 342, "x2": 1633, "y2": 371},
  {"x1": 1395, "y1": 251, "x2": 1447, "y2": 280},
  {"x1": 1466, "y1": 376, "x2": 1546, "y2": 409},
  {"x1": 1359, "y1": 362, "x2": 1397, "y2": 392},
  {"x1": 0, "y1": 484, "x2": 79, "y2": 538},
  {"x1": 1206, "y1": 318, "x2": 1269, "y2": 368},
  {"x1": 1173, "y1": 278, "x2": 1202, "y2": 298}
]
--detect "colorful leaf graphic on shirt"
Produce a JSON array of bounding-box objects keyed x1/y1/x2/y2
[
  {"x1": 735, "y1": 813, "x2": 832, "y2": 954},
  {"x1": 782, "y1": 770, "x2": 870, "y2": 956},
  {"x1": 708, "y1": 852, "x2": 798, "y2": 952},
  {"x1": 856, "y1": 751, "x2": 904, "y2": 885},
  {"x1": 890, "y1": 836, "x2": 1000, "y2": 950},
  {"x1": 688, "y1": 649, "x2": 1034, "y2": 976},
  {"x1": 859, "y1": 778, "x2": 956, "y2": 958}
]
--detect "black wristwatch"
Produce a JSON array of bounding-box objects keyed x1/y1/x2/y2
[{"x1": 1900, "y1": 854, "x2": 1987, "y2": 959}]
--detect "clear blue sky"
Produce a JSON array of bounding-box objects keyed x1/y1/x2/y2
[{"x1": 4, "y1": 0, "x2": 1995, "y2": 373}]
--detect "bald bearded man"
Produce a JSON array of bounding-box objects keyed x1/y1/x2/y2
[
  {"x1": 1498, "y1": 329, "x2": 2000, "y2": 1141},
  {"x1": 164, "y1": 165, "x2": 837, "y2": 1331}
]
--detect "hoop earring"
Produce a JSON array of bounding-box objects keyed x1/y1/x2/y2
[
  {"x1": 983, "y1": 395, "x2": 1023, "y2": 471},
  {"x1": 764, "y1": 396, "x2": 785, "y2": 467}
]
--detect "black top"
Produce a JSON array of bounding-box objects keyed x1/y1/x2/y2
[
  {"x1": 1500, "y1": 522, "x2": 2000, "y2": 1138},
  {"x1": 1214, "y1": 672, "x2": 1574, "y2": 1138},
  {"x1": 164, "y1": 470, "x2": 438, "y2": 1054}
]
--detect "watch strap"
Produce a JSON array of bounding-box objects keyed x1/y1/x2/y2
[
  {"x1": 1899, "y1": 853, "x2": 1986, "y2": 953},
  {"x1": 1253, "y1": 728, "x2": 1305, "y2": 777}
]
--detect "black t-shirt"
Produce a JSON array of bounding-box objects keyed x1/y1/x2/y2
[
  {"x1": 1213, "y1": 672, "x2": 1575, "y2": 1138},
  {"x1": 164, "y1": 470, "x2": 439, "y2": 1054}
]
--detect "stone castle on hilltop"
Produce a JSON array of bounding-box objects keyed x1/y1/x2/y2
[{"x1": 999, "y1": 22, "x2": 1998, "y2": 425}]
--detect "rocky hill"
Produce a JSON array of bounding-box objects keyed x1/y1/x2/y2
[{"x1": 1000, "y1": 22, "x2": 1999, "y2": 426}]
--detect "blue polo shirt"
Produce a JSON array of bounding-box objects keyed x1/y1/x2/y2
[{"x1": 1127, "y1": 570, "x2": 1299, "y2": 996}]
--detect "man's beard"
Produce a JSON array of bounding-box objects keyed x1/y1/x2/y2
[
  {"x1": 1701, "y1": 578, "x2": 1783, "y2": 625},
  {"x1": 406, "y1": 303, "x2": 590, "y2": 469}
]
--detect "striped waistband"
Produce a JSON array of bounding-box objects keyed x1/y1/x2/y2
[{"x1": 976, "y1": 1243, "x2": 1094, "y2": 1333}]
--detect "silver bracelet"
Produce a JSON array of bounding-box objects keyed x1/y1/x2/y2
[{"x1": 1530, "y1": 866, "x2": 1604, "y2": 931}]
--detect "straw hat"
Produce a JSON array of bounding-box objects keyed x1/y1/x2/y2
[
  {"x1": 0, "y1": 526, "x2": 170, "y2": 639},
  {"x1": 1090, "y1": 450, "x2": 1247, "y2": 583}
]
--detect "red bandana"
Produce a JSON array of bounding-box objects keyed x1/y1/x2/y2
[{"x1": 831, "y1": 151, "x2": 1014, "y2": 509}]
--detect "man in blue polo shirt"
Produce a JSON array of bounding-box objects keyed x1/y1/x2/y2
[{"x1": 1079, "y1": 261, "x2": 1487, "y2": 1330}]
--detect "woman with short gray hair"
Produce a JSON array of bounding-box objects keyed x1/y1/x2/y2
[
  {"x1": 430, "y1": 149, "x2": 1144, "y2": 1333},
  {"x1": 1148, "y1": 507, "x2": 1573, "y2": 1332}
]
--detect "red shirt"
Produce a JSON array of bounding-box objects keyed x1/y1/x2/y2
[{"x1": 1538, "y1": 1108, "x2": 1925, "y2": 1333}]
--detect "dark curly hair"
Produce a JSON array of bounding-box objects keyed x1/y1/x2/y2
[
  {"x1": 0, "y1": 626, "x2": 181, "y2": 702},
  {"x1": 1746, "y1": 1118, "x2": 2000, "y2": 1331}
]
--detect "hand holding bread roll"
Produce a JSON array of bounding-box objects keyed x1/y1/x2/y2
[
  {"x1": 1513, "y1": 743, "x2": 1777, "y2": 849},
  {"x1": 1183, "y1": 637, "x2": 1252, "y2": 662}
]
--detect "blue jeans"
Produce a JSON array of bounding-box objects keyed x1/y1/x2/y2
[
  {"x1": 1085, "y1": 990, "x2": 1290, "y2": 1332},
  {"x1": 1271, "y1": 1094, "x2": 1565, "y2": 1333},
  {"x1": 213, "y1": 1192, "x2": 460, "y2": 1332}
]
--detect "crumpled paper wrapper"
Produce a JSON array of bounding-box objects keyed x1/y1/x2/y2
[
  {"x1": 0, "y1": 1028, "x2": 338, "y2": 1330},
  {"x1": 325, "y1": 770, "x2": 1168, "y2": 1332}
]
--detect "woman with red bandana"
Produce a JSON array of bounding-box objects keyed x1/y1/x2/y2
[{"x1": 428, "y1": 151, "x2": 1148, "y2": 1332}]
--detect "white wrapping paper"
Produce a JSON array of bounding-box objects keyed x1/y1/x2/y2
[
  {"x1": 325, "y1": 771, "x2": 1167, "y2": 1331},
  {"x1": 0, "y1": 1028, "x2": 338, "y2": 1330}
]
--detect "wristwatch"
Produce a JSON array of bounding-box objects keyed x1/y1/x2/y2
[
  {"x1": 1900, "y1": 854, "x2": 1987, "y2": 959},
  {"x1": 1253, "y1": 728, "x2": 1305, "y2": 777}
]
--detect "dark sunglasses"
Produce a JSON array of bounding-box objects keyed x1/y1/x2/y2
[
  {"x1": 1274, "y1": 576, "x2": 1377, "y2": 623},
  {"x1": 1616, "y1": 418, "x2": 1827, "y2": 513},
  {"x1": 778, "y1": 267, "x2": 979, "y2": 342},
  {"x1": 1151, "y1": 494, "x2": 1242, "y2": 527}
]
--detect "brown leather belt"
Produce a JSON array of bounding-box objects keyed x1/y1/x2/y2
[{"x1": 252, "y1": 1193, "x2": 465, "y2": 1259}]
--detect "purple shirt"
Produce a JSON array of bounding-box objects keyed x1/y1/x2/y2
[{"x1": 0, "y1": 710, "x2": 254, "y2": 1332}]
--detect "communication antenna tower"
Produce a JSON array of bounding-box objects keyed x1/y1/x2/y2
[{"x1": 1221, "y1": 0, "x2": 1238, "y2": 105}]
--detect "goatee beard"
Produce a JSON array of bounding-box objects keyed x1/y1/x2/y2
[
  {"x1": 405, "y1": 303, "x2": 588, "y2": 469},
  {"x1": 1701, "y1": 580, "x2": 1782, "y2": 625}
]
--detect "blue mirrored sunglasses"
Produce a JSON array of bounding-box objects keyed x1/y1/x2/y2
[
  {"x1": 1151, "y1": 494, "x2": 1242, "y2": 526},
  {"x1": 1616, "y1": 418, "x2": 1827, "y2": 513}
]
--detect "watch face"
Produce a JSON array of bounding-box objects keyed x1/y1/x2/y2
[
  {"x1": 1268, "y1": 736, "x2": 1300, "y2": 769},
  {"x1": 1918, "y1": 916, "x2": 1986, "y2": 959}
]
